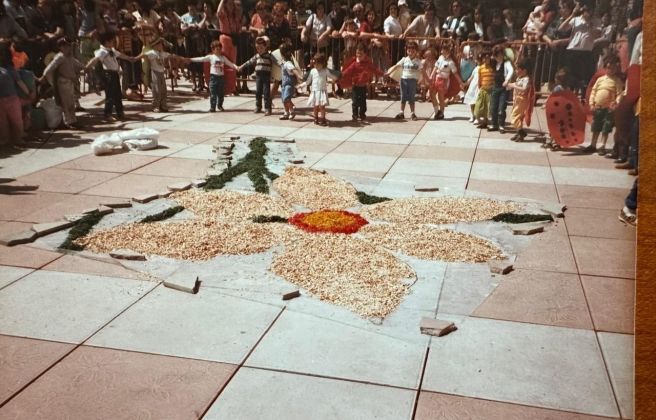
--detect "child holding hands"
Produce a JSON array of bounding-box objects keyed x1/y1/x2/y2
[
  {"x1": 386, "y1": 41, "x2": 422, "y2": 121},
  {"x1": 188, "y1": 40, "x2": 239, "y2": 112},
  {"x1": 301, "y1": 53, "x2": 338, "y2": 126},
  {"x1": 507, "y1": 59, "x2": 531, "y2": 141},
  {"x1": 341, "y1": 43, "x2": 384, "y2": 121},
  {"x1": 278, "y1": 43, "x2": 303, "y2": 120}
]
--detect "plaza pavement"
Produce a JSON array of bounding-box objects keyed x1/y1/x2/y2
[{"x1": 0, "y1": 84, "x2": 636, "y2": 419}]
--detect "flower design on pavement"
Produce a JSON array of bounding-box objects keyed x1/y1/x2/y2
[{"x1": 78, "y1": 167, "x2": 517, "y2": 318}]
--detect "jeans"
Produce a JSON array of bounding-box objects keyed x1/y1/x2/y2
[
  {"x1": 625, "y1": 179, "x2": 638, "y2": 212},
  {"x1": 628, "y1": 117, "x2": 640, "y2": 169},
  {"x1": 351, "y1": 86, "x2": 367, "y2": 118},
  {"x1": 103, "y1": 71, "x2": 124, "y2": 117},
  {"x1": 209, "y1": 74, "x2": 225, "y2": 110},
  {"x1": 490, "y1": 86, "x2": 508, "y2": 128},
  {"x1": 255, "y1": 71, "x2": 271, "y2": 111}
]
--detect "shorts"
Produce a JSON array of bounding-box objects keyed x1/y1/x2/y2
[
  {"x1": 400, "y1": 78, "x2": 418, "y2": 104},
  {"x1": 433, "y1": 77, "x2": 449, "y2": 96},
  {"x1": 591, "y1": 107, "x2": 614, "y2": 134},
  {"x1": 281, "y1": 84, "x2": 294, "y2": 102}
]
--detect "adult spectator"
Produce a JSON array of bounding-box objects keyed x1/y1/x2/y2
[
  {"x1": 397, "y1": 0, "x2": 411, "y2": 32},
  {"x1": 352, "y1": 2, "x2": 365, "y2": 29},
  {"x1": 471, "y1": 5, "x2": 486, "y2": 40},
  {"x1": 626, "y1": 0, "x2": 642, "y2": 57},
  {"x1": 543, "y1": 0, "x2": 574, "y2": 87},
  {"x1": 217, "y1": 0, "x2": 245, "y2": 93},
  {"x1": 442, "y1": 1, "x2": 470, "y2": 41},
  {"x1": 181, "y1": 1, "x2": 206, "y2": 92},
  {"x1": 486, "y1": 10, "x2": 504, "y2": 42},
  {"x1": 0, "y1": 2, "x2": 27, "y2": 42},
  {"x1": 300, "y1": 2, "x2": 332, "y2": 68},
  {"x1": 384, "y1": 2, "x2": 404, "y2": 63},
  {"x1": 249, "y1": 0, "x2": 268, "y2": 37},
  {"x1": 329, "y1": 1, "x2": 345, "y2": 71},
  {"x1": 0, "y1": 43, "x2": 25, "y2": 147},
  {"x1": 3, "y1": 0, "x2": 27, "y2": 29},
  {"x1": 502, "y1": 9, "x2": 516, "y2": 41},
  {"x1": 265, "y1": 8, "x2": 291, "y2": 50},
  {"x1": 403, "y1": 2, "x2": 440, "y2": 51},
  {"x1": 559, "y1": 2, "x2": 597, "y2": 97}
]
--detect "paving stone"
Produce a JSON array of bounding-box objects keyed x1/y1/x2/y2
[
  {"x1": 163, "y1": 273, "x2": 200, "y2": 294},
  {"x1": 414, "y1": 185, "x2": 440, "y2": 192},
  {"x1": 158, "y1": 190, "x2": 172, "y2": 198},
  {"x1": 541, "y1": 202, "x2": 567, "y2": 218},
  {"x1": 282, "y1": 290, "x2": 300, "y2": 300},
  {"x1": 273, "y1": 138, "x2": 296, "y2": 143},
  {"x1": 97, "y1": 205, "x2": 114, "y2": 215},
  {"x1": 64, "y1": 214, "x2": 84, "y2": 222},
  {"x1": 31, "y1": 220, "x2": 75, "y2": 237},
  {"x1": 0, "y1": 230, "x2": 38, "y2": 246},
  {"x1": 420, "y1": 318, "x2": 457, "y2": 337},
  {"x1": 488, "y1": 259, "x2": 514, "y2": 275},
  {"x1": 110, "y1": 249, "x2": 147, "y2": 261},
  {"x1": 192, "y1": 179, "x2": 207, "y2": 188},
  {"x1": 132, "y1": 193, "x2": 159, "y2": 204},
  {"x1": 167, "y1": 182, "x2": 192, "y2": 192},
  {"x1": 100, "y1": 200, "x2": 132, "y2": 208},
  {"x1": 512, "y1": 222, "x2": 546, "y2": 235},
  {"x1": 288, "y1": 159, "x2": 304, "y2": 164}
]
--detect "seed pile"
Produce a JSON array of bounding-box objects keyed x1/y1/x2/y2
[
  {"x1": 361, "y1": 197, "x2": 518, "y2": 225},
  {"x1": 360, "y1": 224, "x2": 504, "y2": 262},
  {"x1": 77, "y1": 220, "x2": 280, "y2": 260},
  {"x1": 270, "y1": 234, "x2": 415, "y2": 318},
  {"x1": 171, "y1": 189, "x2": 291, "y2": 221},
  {"x1": 272, "y1": 167, "x2": 359, "y2": 210}
]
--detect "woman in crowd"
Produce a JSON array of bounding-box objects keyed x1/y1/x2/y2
[
  {"x1": 559, "y1": 2, "x2": 598, "y2": 97},
  {"x1": 403, "y1": 3, "x2": 440, "y2": 51},
  {"x1": 300, "y1": 2, "x2": 333, "y2": 70},
  {"x1": 384, "y1": 2, "x2": 404, "y2": 63},
  {"x1": 442, "y1": 1, "x2": 471, "y2": 41}
]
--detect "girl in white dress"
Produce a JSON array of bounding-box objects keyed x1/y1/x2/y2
[
  {"x1": 304, "y1": 53, "x2": 337, "y2": 126},
  {"x1": 463, "y1": 53, "x2": 482, "y2": 123}
]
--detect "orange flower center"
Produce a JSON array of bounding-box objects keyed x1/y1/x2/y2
[{"x1": 289, "y1": 210, "x2": 368, "y2": 234}]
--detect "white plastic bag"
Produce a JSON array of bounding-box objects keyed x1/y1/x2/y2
[
  {"x1": 124, "y1": 137, "x2": 158, "y2": 150},
  {"x1": 37, "y1": 98, "x2": 62, "y2": 129},
  {"x1": 91, "y1": 128, "x2": 159, "y2": 155},
  {"x1": 91, "y1": 133, "x2": 125, "y2": 155}
]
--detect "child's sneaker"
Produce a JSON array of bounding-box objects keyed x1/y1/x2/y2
[
  {"x1": 209, "y1": 108, "x2": 216, "y2": 113},
  {"x1": 254, "y1": 108, "x2": 262, "y2": 114},
  {"x1": 279, "y1": 113, "x2": 289, "y2": 120},
  {"x1": 360, "y1": 114, "x2": 367, "y2": 121},
  {"x1": 499, "y1": 126, "x2": 506, "y2": 134},
  {"x1": 394, "y1": 112, "x2": 404, "y2": 120},
  {"x1": 289, "y1": 110, "x2": 296, "y2": 120},
  {"x1": 264, "y1": 109, "x2": 272, "y2": 116},
  {"x1": 352, "y1": 114, "x2": 359, "y2": 121},
  {"x1": 437, "y1": 111, "x2": 444, "y2": 120},
  {"x1": 468, "y1": 116, "x2": 475, "y2": 123},
  {"x1": 411, "y1": 113, "x2": 417, "y2": 121},
  {"x1": 218, "y1": 106, "x2": 225, "y2": 112},
  {"x1": 488, "y1": 126, "x2": 499, "y2": 132},
  {"x1": 618, "y1": 206, "x2": 637, "y2": 226}
]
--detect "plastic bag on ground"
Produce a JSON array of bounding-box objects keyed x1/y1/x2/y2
[
  {"x1": 37, "y1": 98, "x2": 62, "y2": 129},
  {"x1": 91, "y1": 128, "x2": 159, "y2": 156}
]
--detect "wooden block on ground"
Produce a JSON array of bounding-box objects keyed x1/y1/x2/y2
[
  {"x1": 97, "y1": 205, "x2": 114, "y2": 215},
  {"x1": 420, "y1": 318, "x2": 457, "y2": 337},
  {"x1": 512, "y1": 222, "x2": 546, "y2": 235},
  {"x1": 414, "y1": 185, "x2": 440, "y2": 192},
  {"x1": 540, "y1": 202, "x2": 567, "y2": 218},
  {"x1": 164, "y1": 273, "x2": 200, "y2": 294},
  {"x1": 109, "y1": 249, "x2": 147, "y2": 261},
  {"x1": 274, "y1": 138, "x2": 296, "y2": 143},
  {"x1": 100, "y1": 200, "x2": 132, "y2": 208},
  {"x1": 31, "y1": 220, "x2": 75, "y2": 237},
  {"x1": 167, "y1": 182, "x2": 192, "y2": 192},
  {"x1": 133, "y1": 193, "x2": 159, "y2": 203},
  {"x1": 192, "y1": 179, "x2": 207, "y2": 188},
  {"x1": 0, "y1": 230, "x2": 38, "y2": 246},
  {"x1": 282, "y1": 290, "x2": 301, "y2": 300},
  {"x1": 288, "y1": 159, "x2": 304, "y2": 164},
  {"x1": 488, "y1": 259, "x2": 514, "y2": 275}
]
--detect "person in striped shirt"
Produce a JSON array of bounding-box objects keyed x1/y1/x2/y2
[
  {"x1": 474, "y1": 52, "x2": 494, "y2": 129},
  {"x1": 238, "y1": 36, "x2": 275, "y2": 115}
]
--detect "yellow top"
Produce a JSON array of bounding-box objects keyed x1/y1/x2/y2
[
  {"x1": 478, "y1": 64, "x2": 494, "y2": 89},
  {"x1": 589, "y1": 74, "x2": 624, "y2": 109}
]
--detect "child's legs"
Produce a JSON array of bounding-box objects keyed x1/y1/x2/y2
[
  {"x1": 428, "y1": 88, "x2": 438, "y2": 108},
  {"x1": 255, "y1": 74, "x2": 264, "y2": 109},
  {"x1": 261, "y1": 74, "x2": 271, "y2": 110},
  {"x1": 352, "y1": 86, "x2": 365, "y2": 116},
  {"x1": 498, "y1": 89, "x2": 508, "y2": 126},
  {"x1": 600, "y1": 111, "x2": 614, "y2": 147},
  {"x1": 590, "y1": 108, "x2": 608, "y2": 146},
  {"x1": 0, "y1": 96, "x2": 23, "y2": 143},
  {"x1": 158, "y1": 72, "x2": 168, "y2": 108},
  {"x1": 58, "y1": 79, "x2": 77, "y2": 124},
  {"x1": 437, "y1": 90, "x2": 446, "y2": 111},
  {"x1": 105, "y1": 72, "x2": 123, "y2": 116},
  {"x1": 209, "y1": 74, "x2": 219, "y2": 109},
  {"x1": 313, "y1": 106, "x2": 319, "y2": 118},
  {"x1": 319, "y1": 105, "x2": 326, "y2": 119},
  {"x1": 470, "y1": 104, "x2": 475, "y2": 117},
  {"x1": 151, "y1": 71, "x2": 163, "y2": 108},
  {"x1": 217, "y1": 76, "x2": 225, "y2": 108},
  {"x1": 403, "y1": 78, "x2": 417, "y2": 113},
  {"x1": 489, "y1": 88, "x2": 501, "y2": 127}
]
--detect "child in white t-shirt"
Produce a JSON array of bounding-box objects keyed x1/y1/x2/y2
[
  {"x1": 278, "y1": 44, "x2": 303, "y2": 120},
  {"x1": 386, "y1": 41, "x2": 422, "y2": 120},
  {"x1": 429, "y1": 44, "x2": 463, "y2": 120},
  {"x1": 188, "y1": 40, "x2": 239, "y2": 112}
]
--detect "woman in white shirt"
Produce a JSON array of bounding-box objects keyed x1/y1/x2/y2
[
  {"x1": 384, "y1": 2, "x2": 403, "y2": 63},
  {"x1": 559, "y1": 3, "x2": 597, "y2": 97},
  {"x1": 301, "y1": 3, "x2": 332, "y2": 68}
]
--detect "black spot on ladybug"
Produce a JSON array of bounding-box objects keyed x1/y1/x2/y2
[
  {"x1": 550, "y1": 113, "x2": 556, "y2": 119},
  {"x1": 554, "y1": 101, "x2": 560, "y2": 106},
  {"x1": 565, "y1": 104, "x2": 572, "y2": 110}
]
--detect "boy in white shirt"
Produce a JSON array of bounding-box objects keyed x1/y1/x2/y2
[
  {"x1": 386, "y1": 41, "x2": 422, "y2": 120},
  {"x1": 135, "y1": 37, "x2": 182, "y2": 112},
  {"x1": 189, "y1": 40, "x2": 239, "y2": 112}
]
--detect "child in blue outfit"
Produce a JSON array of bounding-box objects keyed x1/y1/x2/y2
[{"x1": 278, "y1": 43, "x2": 302, "y2": 120}]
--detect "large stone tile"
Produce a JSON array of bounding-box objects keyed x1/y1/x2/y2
[
  {"x1": 557, "y1": 185, "x2": 628, "y2": 210},
  {"x1": 313, "y1": 153, "x2": 397, "y2": 173},
  {"x1": 0, "y1": 346, "x2": 236, "y2": 419},
  {"x1": 581, "y1": 276, "x2": 634, "y2": 334},
  {"x1": 0, "y1": 191, "x2": 70, "y2": 222},
  {"x1": 204, "y1": 368, "x2": 415, "y2": 420},
  {"x1": 475, "y1": 148, "x2": 550, "y2": 166},
  {"x1": 598, "y1": 332, "x2": 633, "y2": 419},
  {"x1": 466, "y1": 179, "x2": 559, "y2": 202},
  {"x1": 245, "y1": 310, "x2": 425, "y2": 388},
  {"x1": 513, "y1": 221, "x2": 577, "y2": 273},
  {"x1": 415, "y1": 391, "x2": 613, "y2": 420},
  {"x1": 81, "y1": 173, "x2": 192, "y2": 198},
  {"x1": 423, "y1": 317, "x2": 618, "y2": 417},
  {"x1": 373, "y1": 175, "x2": 467, "y2": 197},
  {"x1": 173, "y1": 121, "x2": 241, "y2": 133},
  {"x1": 0, "y1": 266, "x2": 33, "y2": 289},
  {"x1": 552, "y1": 167, "x2": 635, "y2": 189},
  {"x1": 401, "y1": 145, "x2": 475, "y2": 162},
  {"x1": 87, "y1": 286, "x2": 282, "y2": 364},
  {"x1": 477, "y1": 137, "x2": 546, "y2": 152},
  {"x1": 42, "y1": 254, "x2": 145, "y2": 281},
  {"x1": 19, "y1": 194, "x2": 108, "y2": 224},
  {"x1": 292, "y1": 127, "x2": 357, "y2": 142},
  {"x1": 412, "y1": 134, "x2": 479, "y2": 148},
  {"x1": 56, "y1": 154, "x2": 160, "y2": 173},
  {"x1": 437, "y1": 263, "x2": 499, "y2": 316},
  {"x1": 132, "y1": 157, "x2": 211, "y2": 178},
  {"x1": 548, "y1": 150, "x2": 620, "y2": 169},
  {"x1": 295, "y1": 138, "x2": 340, "y2": 153},
  {"x1": 229, "y1": 123, "x2": 298, "y2": 138},
  {"x1": 0, "y1": 221, "x2": 33, "y2": 237},
  {"x1": 126, "y1": 140, "x2": 191, "y2": 157},
  {"x1": 388, "y1": 158, "x2": 471, "y2": 178},
  {"x1": 0, "y1": 245, "x2": 61, "y2": 269},
  {"x1": 0, "y1": 271, "x2": 154, "y2": 343},
  {"x1": 473, "y1": 269, "x2": 593, "y2": 329},
  {"x1": 15, "y1": 168, "x2": 119, "y2": 194},
  {"x1": 156, "y1": 129, "x2": 217, "y2": 144},
  {"x1": 0, "y1": 335, "x2": 74, "y2": 405},
  {"x1": 331, "y1": 141, "x2": 406, "y2": 157},
  {"x1": 168, "y1": 144, "x2": 215, "y2": 160},
  {"x1": 565, "y1": 207, "x2": 636, "y2": 240},
  {"x1": 570, "y1": 236, "x2": 635, "y2": 279},
  {"x1": 346, "y1": 130, "x2": 415, "y2": 145},
  {"x1": 470, "y1": 162, "x2": 553, "y2": 184}
]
